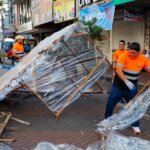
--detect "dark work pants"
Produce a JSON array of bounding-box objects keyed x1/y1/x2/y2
[{"x1": 104, "y1": 84, "x2": 139, "y2": 127}]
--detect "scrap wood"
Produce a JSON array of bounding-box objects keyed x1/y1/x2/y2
[
  {"x1": 11, "y1": 117, "x2": 31, "y2": 126},
  {"x1": 0, "y1": 113, "x2": 12, "y2": 137},
  {"x1": 101, "y1": 132, "x2": 106, "y2": 150},
  {"x1": 0, "y1": 112, "x2": 31, "y2": 143},
  {"x1": 0, "y1": 138, "x2": 16, "y2": 142},
  {"x1": 55, "y1": 57, "x2": 106, "y2": 117},
  {"x1": 1, "y1": 112, "x2": 31, "y2": 126},
  {"x1": 5, "y1": 127, "x2": 18, "y2": 131}
]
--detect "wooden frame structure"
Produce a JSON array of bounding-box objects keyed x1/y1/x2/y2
[{"x1": 1, "y1": 23, "x2": 112, "y2": 118}]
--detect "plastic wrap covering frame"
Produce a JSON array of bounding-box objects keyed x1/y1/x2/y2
[
  {"x1": 96, "y1": 85, "x2": 150, "y2": 134},
  {"x1": 0, "y1": 22, "x2": 111, "y2": 117}
]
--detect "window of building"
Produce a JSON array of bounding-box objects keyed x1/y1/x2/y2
[{"x1": 18, "y1": 0, "x2": 31, "y2": 25}]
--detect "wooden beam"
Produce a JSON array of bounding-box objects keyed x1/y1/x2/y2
[
  {"x1": 0, "y1": 138, "x2": 16, "y2": 142},
  {"x1": 61, "y1": 39, "x2": 104, "y2": 93},
  {"x1": 11, "y1": 117, "x2": 31, "y2": 126},
  {"x1": 55, "y1": 57, "x2": 106, "y2": 117},
  {"x1": 0, "y1": 113, "x2": 12, "y2": 137}
]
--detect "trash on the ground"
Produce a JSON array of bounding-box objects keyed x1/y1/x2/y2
[
  {"x1": 105, "y1": 132, "x2": 150, "y2": 150},
  {"x1": 34, "y1": 132, "x2": 150, "y2": 150},
  {"x1": 0, "y1": 22, "x2": 111, "y2": 117},
  {"x1": 0, "y1": 112, "x2": 31, "y2": 143},
  {"x1": 86, "y1": 141, "x2": 102, "y2": 150},
  {"x1": 96, "y1": 82, "x2": 150, "y2": 150},
  {"x1": 34, "y1": 142, "x2": 83, "y2": 150},
  {"x1": 0, "y1": 143, "x2": 12, "y2": 150}
]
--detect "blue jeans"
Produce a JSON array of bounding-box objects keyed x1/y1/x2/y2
[{"x1": 104, "y1": 84, "x2": 139, "y2": 127}]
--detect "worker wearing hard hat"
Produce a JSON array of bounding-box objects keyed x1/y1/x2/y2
[
  {"x1": 12, "y1": 35, "x2": 25, "y2": 64},
  {"x1": 104, "y1": 42, "x2": 150, "y2": 135}
]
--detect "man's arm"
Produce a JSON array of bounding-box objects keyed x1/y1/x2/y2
[
  {"x1": 116, "y1": 69, "x2": 126, "y2": 81},
  {"x1": 12, "y1": 49, "x2": 21, "y2": 59},
  {"x1": 112, "y1": 60, "x2": 117, "y2": 70}
]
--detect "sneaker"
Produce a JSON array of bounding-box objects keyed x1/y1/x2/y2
[{"x1": 132, "y1": 127, "x2": 141, "y2": 135}]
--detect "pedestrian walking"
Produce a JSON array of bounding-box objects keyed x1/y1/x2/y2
[{"x1": 104, "y1": 42, "x2": 150, "y2": 135}]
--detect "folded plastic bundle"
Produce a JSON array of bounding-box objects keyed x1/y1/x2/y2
[
  {"x1": 105, "y1": 132, "x2": 150, "y2": 150},
  {"x1": 96, "y1": 87, "x2": 150, "y2": 134}
]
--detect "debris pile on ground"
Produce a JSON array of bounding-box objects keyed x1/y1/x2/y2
[
  {"x1": 34, "y1": 141, "x2": 102, "y2": 150},
  {"x1": 105, "y1": 132, "x2": 150, "y2": 150},
  {"x1": 96, "y1": 82, "x2": 150, "y2": 150},
  {"x1": 0, "y1": 112, "x2": 31, "y2": 143}
]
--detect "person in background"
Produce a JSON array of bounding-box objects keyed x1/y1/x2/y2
[
  {"x1": 24, "y1": 43, "x2": 31, "y2": 53},
  {"x1": 142, "y1": 49, "x2": 150, "y2": 59},
  {"x1": 12, "y1": 35, "x2": 25, "y2": 65},
  {"x1": 127, "y1": 42, "x2": 131, "y2": 49},
  {"x1": 104, "y1": 42, "x2": 150, "y2": 135},
  {"x1": 112, "y1": 40, "x2": 127, "y2": 70}
]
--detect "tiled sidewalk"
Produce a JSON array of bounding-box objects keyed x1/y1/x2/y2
[{"x1": 0, "y1": 93, "x2": 150, "y2": 150}]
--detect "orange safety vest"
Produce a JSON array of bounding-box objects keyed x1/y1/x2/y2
[
  {"x1": 113, "y1": 49, "x2": 128, "y2": 62},
  {"x1": 13, "y1": 43, "x2": 25, "y2": 57},
  {"x1": 113, "y1": 52, "x2": 150, "y2": 89}
]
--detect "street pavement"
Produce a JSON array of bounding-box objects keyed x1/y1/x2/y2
[{"x1": 0, "y1": 68, "x2": 149, "y2": 150}]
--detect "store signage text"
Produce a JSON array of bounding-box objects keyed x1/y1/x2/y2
[{"x1": 79, "y1": 0, "x2": 99, "y2": 7}]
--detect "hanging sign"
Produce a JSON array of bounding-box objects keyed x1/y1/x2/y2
[{"x1": 79, "y1": 1, "x2": 115, "y2": 30}]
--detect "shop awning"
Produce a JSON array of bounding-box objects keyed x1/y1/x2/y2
[{"x1": 113, "y1": 0, "x2": 135, "y2": 6}]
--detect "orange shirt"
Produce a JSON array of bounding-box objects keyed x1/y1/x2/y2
[
  {"x1": 13, "y1": 42, "x2": 25, "y2": 58},
  {"x1": 113, "y1": 52, "x2": 150, "y2": 89},
  {"x1": 116, "y1": 52, "x2": 150, "y2": 73},
  {"x1": 113, "y1": 49, "x2": 128, "y2": 62},
  {"x1": 13, "y1": 42, "x2": 24, "y2": 52}
]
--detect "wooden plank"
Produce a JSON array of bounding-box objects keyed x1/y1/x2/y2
[
  {"x1": 0, "y1": 138, "x2": 16, "y2": 142},
  {"x1": 11, "y1": 117, "x2": 31, "y2": 126},
  {"x1": 61, "y1": 39, "x2": 104, "y2": 93},
  {"x1": 55, "y1": 57, "x2": 106, "y2": 117},
  {"x1": 71, "y1": 32, "x2": 88, "y2": 37},
  {"x1": 20, "y1": 82, "x2": 51, "y2": 114},
  {"x1": 101, "y1": 132, "x2": 106, "y2": 150},
  {"x1": 5, "y1": 127, "x2": 18, "y2": 131},
  {"x1": 32, "y1": 64, "x2": 37, "y2": 92},
  {"x1": 1, "y1": 112, "x2": 31, "y2": 126},
  {"x1": 0, "y1": 113, "x2": 12, "y2": 137}
]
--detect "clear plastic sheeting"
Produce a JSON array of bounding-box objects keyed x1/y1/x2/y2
[
  {"x1": 34, "y1": 142, "x2": 102, "y2": 150},
  {"x1": 105, "y1": 132, "x2": 150, "y2": 150},
  {"x1": 0, "y1": 22, "x2": 110, "y2": 115},
  {"x1": 0, "y1": 143, "x2": 12, "y2": 150},
  {"x1": 86, "y1": 142, "x2": 102, "y2": 150},
  {"x1": 34, "y1": 142, "x2": 83, "y2": 150},
  {"x1": 96, "y1": 86, "x2": 150, "y2": 134}
]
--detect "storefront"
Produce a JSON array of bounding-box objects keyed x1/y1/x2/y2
[
  {"x1": 113, "y1": 0, "x2": 150, "y2": 53},
  {"x1": 112, "y1": 8, "x2": 144, "y2": 50}
]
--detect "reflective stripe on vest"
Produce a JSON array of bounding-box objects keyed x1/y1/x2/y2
[
  {"x1": 16, "y1": 51, "x2": 25, "y2": 57},
  {"x1": 117, "y1": 63, "x2": 125, "y2": 68},
  {"x1": 123, "y1": 69, "x2": 140, "y2": 81}
]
